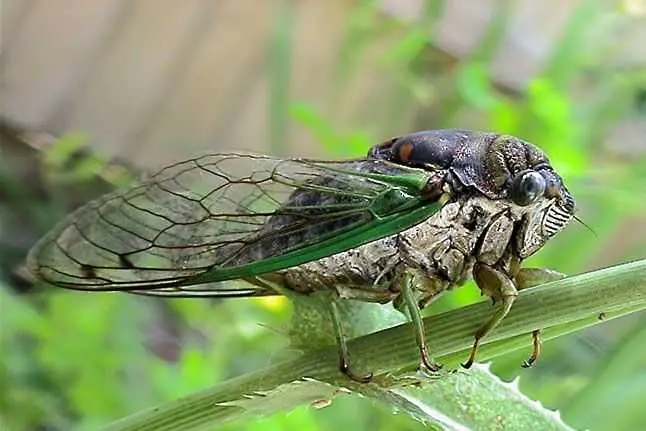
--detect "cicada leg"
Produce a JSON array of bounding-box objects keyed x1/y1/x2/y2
[
  {"x1": 516, "y1": 267, "x2": 566, "y2": 368},
  {"x1": 399, "y1": 268, "x2": 442, "y2": 373},
  {"x1": 522, "y1": 329, "x2": 542, "y2": 368},
  {"x1": 463, "y1": 263, "x2": 518, "y2": 369},
  {"x1": 329, "y1": 301, "x2": 373, "y2": 383},
  {"x1": 463, "y1": 265, "x2": 566, "y2": 369}
]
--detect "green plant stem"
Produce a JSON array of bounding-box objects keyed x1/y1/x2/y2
[{"x1": 102, "y1": 259, "x2": 646, "y2": 431}]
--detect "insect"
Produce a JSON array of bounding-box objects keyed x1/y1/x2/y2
[{"x1": 26, "y1": 129, "x2": 575, "y2": 381}]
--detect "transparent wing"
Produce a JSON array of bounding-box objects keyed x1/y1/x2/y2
[{"x1": 27, "y1": 153, "x2": 438, "y2": 295}]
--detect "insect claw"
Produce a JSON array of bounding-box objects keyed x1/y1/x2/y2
[
  {"x1": 419, "y1": 344, "x2": 443, "y2": 373},
  {"x1": 339, "y1": 359, "x2": 373, "y2": 383},
  {"x1": 461, "y1": 336, "x2": 481, "y2": 369},
  {"x1": 521, "y1": 329, "x2": 541, "y2": 368},
  {"x1": 330, "y1": 301, "x2": 373, "y2": 383}
]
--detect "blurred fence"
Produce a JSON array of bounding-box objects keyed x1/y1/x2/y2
[{"x1": 5, "y1": 0, "x2": 643, "y2": 167}]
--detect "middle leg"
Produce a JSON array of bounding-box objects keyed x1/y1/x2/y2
[{"x1": 396, "y1": 267, "x2": 443, "y2": 373}]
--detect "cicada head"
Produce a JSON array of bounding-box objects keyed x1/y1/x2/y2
[
  {"x1": 482, "y1": 134, "x2": 576, "y2": 258},
  {"x1": 368, "y1": 129, "x2": 576, "y2": 260}
]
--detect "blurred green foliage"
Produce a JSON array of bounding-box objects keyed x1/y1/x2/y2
[{"x1": 2, "y1": 1, "x2": 646, "y2": 430}]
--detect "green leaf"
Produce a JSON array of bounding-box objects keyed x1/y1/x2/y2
[
  {"x1": 217, "y1": 378, "x2": 344, "y2": 417},
  {"x1": 358, "y1": 364, "x2": 574, "y2": 430}
]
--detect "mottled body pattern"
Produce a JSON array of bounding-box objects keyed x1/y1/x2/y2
[
  {"x1": 26, "y1": 129, "x2": 575, "y2": 378},
  {"x1": 278, "y1": 196, "x2": 512, "y2": 297}
]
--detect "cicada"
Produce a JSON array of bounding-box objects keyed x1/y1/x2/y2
[{"x1": 26, "y1": 129, "x2": 575, "y2": 381}]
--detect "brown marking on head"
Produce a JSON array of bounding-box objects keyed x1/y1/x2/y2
[{"x1": 397, "y1": 142, "x2": 414, "y2": 163}]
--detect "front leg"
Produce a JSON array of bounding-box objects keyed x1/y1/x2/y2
[
  {"x1": 463, "y1": 265, "x2": 566, "y2": 369},
  {"x1": 463, "y1": 262, "x2": 518, "y2": 369}
]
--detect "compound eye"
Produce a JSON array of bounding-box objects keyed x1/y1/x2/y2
[{"x1": 510, "y1": 171, "x2": 546, "y2": 206}]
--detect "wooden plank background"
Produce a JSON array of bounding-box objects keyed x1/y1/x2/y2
[{"x1": 2, "y1": 0, "x2": 644, "y2": 168}]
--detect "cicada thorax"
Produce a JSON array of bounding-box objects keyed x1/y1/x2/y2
[{"x1": 370, "y1": 129, "x2": 576, "y2": 259}]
